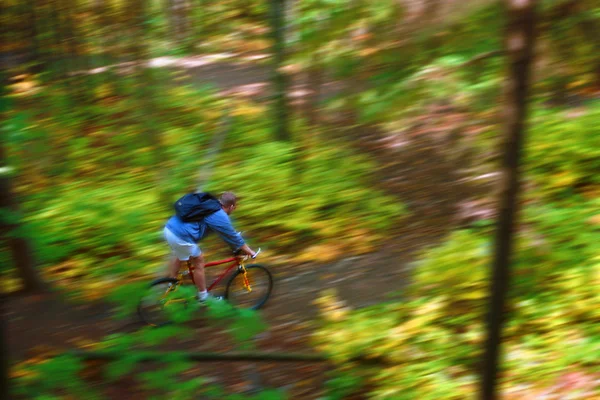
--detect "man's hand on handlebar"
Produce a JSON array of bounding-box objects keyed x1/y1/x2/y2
[{"x1": 235, "y1": 244, "x2": 260, "y2": 259}]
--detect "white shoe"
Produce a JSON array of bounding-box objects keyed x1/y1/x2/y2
[{"x1": 196, "y1": 294, "x2": 223, "y2": 303}]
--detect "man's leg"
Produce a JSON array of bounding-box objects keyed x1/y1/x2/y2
[
  {"x1": 167, "y1": 256, "x2": 182, "y2": 278},
  {"x1": 190, "y1": 254, "x2": 207, "y2": 295}
]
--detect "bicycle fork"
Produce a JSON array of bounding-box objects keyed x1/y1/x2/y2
[{"x1": 239, "y1": 265, "x2": 252, "y2": 292}]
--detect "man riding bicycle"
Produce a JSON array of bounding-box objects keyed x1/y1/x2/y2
[{"x1": 163, "y1": 191, "x2": 257, "y2": 301}]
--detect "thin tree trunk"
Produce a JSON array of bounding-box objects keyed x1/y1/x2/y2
[
  {"x1": 0, "y1": 81, "x2": 46, "y2": 293},
  {"x1": 480, "y1": 1, "x2": 537, "y2": 399},
  {"x1": 193, "y1": 0, "x2": 204, "y2": 46},
  {"x1": 169, "y1": 0, "x2": 189, "y2": 50},
  {"x1": 61, "y1": 0, "x2": 90, "y2": 104},
  {"x1": 423, "y1": 0, "x2": 442, "y2": 61},
  {"x1": 269, "y1": 0, "x2": 290, "y2": 141},
  {"x1": 49, "y1": 0, "x2": 74, "y2": 96},
  {"x1": 575, "y1": 2, "x2": 600, "y2": 89},
  {"x1": 0, "y1": 74, "x2": 10, "y2": 387},
  {"x1": 0, "y1": 163, "x2": 45, "y2": 293},
  {"x1": 196, "y1": 108, "x2": 231, "y2": 192},
  {"x1": 26, "y1": 0, "x2": 44, "y2": 73},
  {"x1": 37, "y1": 0, "x2": 57, "y2": 80},
  {"x1": 305, "y1": 56, "x2": 323, "y2": 128},
  {"x1": 0, "y1": 293, "x2": 8, "y2": 400},
  {"x1": 131, "y1": 0, "x2": 169, "y2": 207}
]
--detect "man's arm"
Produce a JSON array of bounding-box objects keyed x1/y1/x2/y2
[
  {"x1": 204, "y1": 210, "x2": 255, "y2": 256},
  {"x1": 238, "y1": 243, "x2": 256, "y2": 258}
]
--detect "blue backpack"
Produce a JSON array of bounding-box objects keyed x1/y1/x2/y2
[{"x1": 174, "y1": 192, "x2": 222, "y2": 222}]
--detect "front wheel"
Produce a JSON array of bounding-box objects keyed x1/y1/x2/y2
[{"x1": 224, "y1": 264, "x2": 273, "y2": 310}]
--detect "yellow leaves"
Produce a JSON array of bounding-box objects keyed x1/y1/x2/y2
[
  {"x1": 550, "y1": 171, "x2": 578, "y2": 188},
  {"x1": 279, "y1": 63, "x2": 302, "y2": 75},
  {"x1": 359, "y1": 47, "x2": 379, "y2": 57},
  {"x1": 398, "y1": 315, "x2": 430, "y2": 336},
  {"x1": 44, "y1": 259, "x2": 119, "y2": 300},
  {"x1": 587, "y1": 214, "x2": 600, "y2": 226},
  {"x1": 46, "y1": 259, "x2": 87, "y2": 280},
  {"x1": 80, "y1": 281, "x2": 112, "y2": 301},
  {"x1": 231, "y1": 102, "x2": 265, "y2": 117},
  {"x1": 295, "y1": 243, "x2": 343, "y2": 263},
  {"x1": 0, "y1": 275, "x2": 22, "y2": 295},
  {"x1": 458, "y1": 288, "x2": 486, "y2": 300},
  {"x1": 567, "y1": 79, "x2": 589, "y2": 89},
  {"x1": 10, "y1": 74, "x2": 40, "y2": 96},
  {"x1": 12, "y1": 346, "x2": 58, "y2": 381},
  {"x1": 388, "y1": 325, "x2": 409, "y2": 344},
  {"x1": 94, "y1": 83, "x2": 114, "y2": 100},
  {"x1": 343, "y1": 228, "x2": 378, "y2": 254},
  {"x1": 314, "y1": 289, "x2": 349, "y2": 322}
]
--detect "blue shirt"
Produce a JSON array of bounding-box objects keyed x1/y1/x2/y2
[{"x1": 165, "y1": 209, "x2": 245, "y2": 250}]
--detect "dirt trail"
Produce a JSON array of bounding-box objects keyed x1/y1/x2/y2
[{"x1": 6, "y1": 60, "x2": 480, "y2": 399}]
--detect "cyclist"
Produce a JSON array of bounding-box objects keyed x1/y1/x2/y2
[{"x1": 163, "y1": 191, "x2": 257, "y2": 301}]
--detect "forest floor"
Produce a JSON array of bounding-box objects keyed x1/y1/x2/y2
[{"x1": 6, "y1": 57, "x2": 490, "y2": 399}]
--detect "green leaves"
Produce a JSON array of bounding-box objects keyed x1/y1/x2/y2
[
  {"x1": 209, "y1": 137, "x2": 405, "y2": 258},
  {"x1": 105, "y1": 352, "x2": 143, "y2": 381},
  {"x1": 15, "y1": 354, "x2": 103, "y2": 400},
  {"x1": 204, "y1": 299, "x2": 268, "y2": 348},
  {"x1": 527, "y1": 104, "x2": 600, "y2": 196}
]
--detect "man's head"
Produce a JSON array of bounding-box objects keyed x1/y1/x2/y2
[{"x1": 219, "y1": 192, "x2": 238, "y2": 215}]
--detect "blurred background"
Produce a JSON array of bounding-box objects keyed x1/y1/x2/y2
[{"x1": 2, "y1": 0, "x2": 599, "y2": 398}]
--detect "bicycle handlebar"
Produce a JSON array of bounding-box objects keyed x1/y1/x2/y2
[{"x1": 233, "y1": 247, "x2": 261, "y2": 259}]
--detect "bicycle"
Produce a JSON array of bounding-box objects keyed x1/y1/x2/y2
[{"x1": 138, "y1": 248, "x2": 273, "y2": 326}]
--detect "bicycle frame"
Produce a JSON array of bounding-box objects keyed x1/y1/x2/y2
[{"x1": 185, "y1": 256, "x2": 241, "y2": 292}]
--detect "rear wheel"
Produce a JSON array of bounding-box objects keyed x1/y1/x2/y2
[
  {"x1": 138, "y1": 277, "x2": 186, "y2": 326},
  {"x1": 224, "y1": 264, "x2": 273, "y2": 310}
]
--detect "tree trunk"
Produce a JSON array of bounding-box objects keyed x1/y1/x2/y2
[
  {"x1": 269, "y1": 0, "x2": 290, "y2": 141},
  {"x1": 193, "y1": 0, "x2": 205, "y2": 46},
  {"x1": 423, "y1": 0, "x2": 442, "y2": 61},
  {"x1": 131, "y1": 0, "x2": 169, "y2": 208},
  {"x1": 49, "y1": 0, "x2": 74, "y2": 97},
  {"x1": 0, "y1": 81, "x2": 46, "y2": 293},
  {"x1": 575, "y1": 1, "x2": 600, "y2": 89},
  {"x1": 480, "y1": 1, "x2": 537, "y2": 400},
  {"x1": 169, "y1": 0, "x2": 189, "y2": 50},
  {"x1": 305, "y1": 57, "x2": 323, "y2": 128},
  {"x1": 61, "y1": 0, "x2": 90, "y2": 104},
  {"x1": 0, "y1": 295, "x2": 8, "y2": 400},
  {"x1": 25, "y1": 0, "x2": 44, "y2": 73}
]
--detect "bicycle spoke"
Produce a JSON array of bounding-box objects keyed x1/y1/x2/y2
[{"x1": 226, "y1": 266, "x2": 272, "y2": 309}]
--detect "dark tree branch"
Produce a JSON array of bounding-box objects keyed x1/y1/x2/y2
[{"x1": 69, "y1": 350, "x2": 389, "y2": 365}]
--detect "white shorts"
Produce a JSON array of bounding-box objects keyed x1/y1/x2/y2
[{"x1": 163, "y1": 227, "x2": 201, "y2": 261}]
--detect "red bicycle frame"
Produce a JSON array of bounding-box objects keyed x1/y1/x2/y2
[{"x1": 186, "y1": 257, "x2": 240, "y2": 292}]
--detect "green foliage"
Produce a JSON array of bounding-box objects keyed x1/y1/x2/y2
[
  {"x1": 208, "y1": 139, "x2": 405, "y2": 251},
  {"x1": 315, "y1": 102, "x2": 600, "y2": 398},
  {"x1": 8, "y1": 289, "x2": 273, "y2": 398},
  {"x1": 14, "y1": 354, "x2": 102, "y2": 400},
  {"x1": 4, "y1": 77, "x2": 404, "y2": 292},
  {"x1": 324, "y1": 370, "x2": 366, "y2": 400},
  {"x1": 315, "y1": 226, "x2": 599, "y2": 397},
  {"x1": 526, "y1": 104, "x2": 600, "y2": 197},
  {"x1": 203, "y1": 298, "x2": 268, "y2": 348}
]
